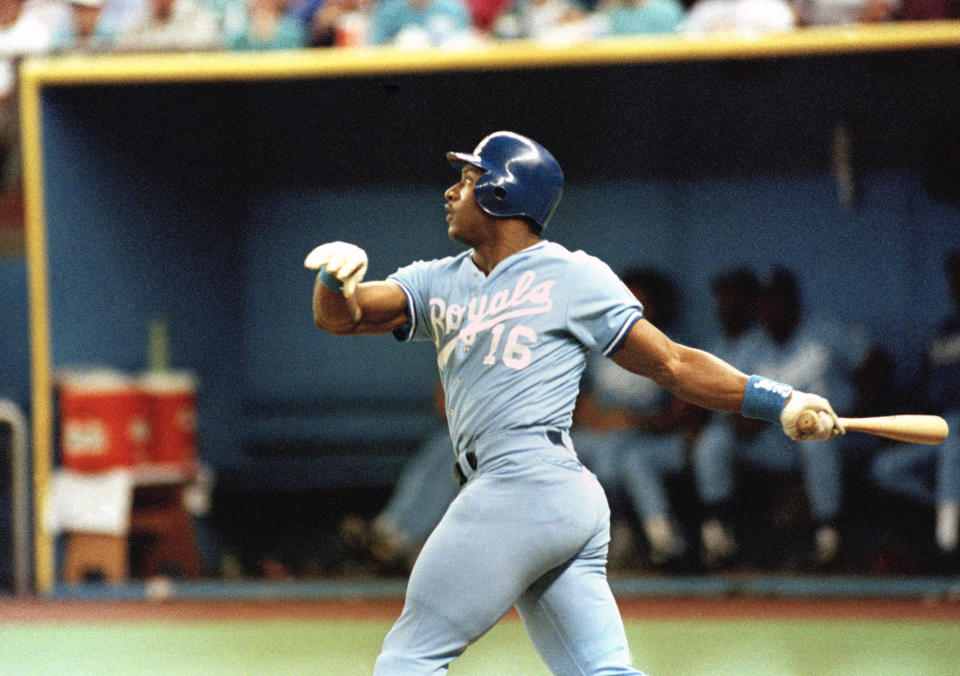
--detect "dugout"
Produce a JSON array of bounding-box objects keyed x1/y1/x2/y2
[{"x1": 19, "y1": 25, "x2": 960, "y2": 590}]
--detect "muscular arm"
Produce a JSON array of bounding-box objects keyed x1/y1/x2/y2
[
  {"x1": 312, "y1": 278, "x2": 410, "y2": 336},
  {"x1": 610, "y1": 318, "x2": 749, "y2": 413}
]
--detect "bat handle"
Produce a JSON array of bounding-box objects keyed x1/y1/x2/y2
[{"x1": 797, "y1": 409, "x2": 821, "y2": 434}]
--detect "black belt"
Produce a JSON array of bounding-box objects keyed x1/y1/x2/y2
[{"x1": 453, "y1": 451, "x2": 477, "y2": 486}]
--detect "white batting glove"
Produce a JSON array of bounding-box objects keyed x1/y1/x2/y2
[
  {"x1": 780, "y1": 391, "x2": 845, "y2": 442},
  {"x1": 304, "y1": 241, "x2": 368, "y2": 298}
]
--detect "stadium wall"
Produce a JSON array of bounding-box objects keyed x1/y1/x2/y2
[{"x1": 13, "y1": 28, "x2": 960, "y2": 589}]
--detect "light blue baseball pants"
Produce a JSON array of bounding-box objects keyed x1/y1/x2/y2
[{"x1": 374, "y1": 428, "x2": 645, "y2": 675}]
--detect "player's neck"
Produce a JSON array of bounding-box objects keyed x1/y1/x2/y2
[{"x1": 471, "y1": 221, "x2": 541, "y2": 275}]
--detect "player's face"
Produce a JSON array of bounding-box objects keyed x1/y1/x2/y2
[{"x1": 444, "y1": 165, "x2": 494, "y2": 246}]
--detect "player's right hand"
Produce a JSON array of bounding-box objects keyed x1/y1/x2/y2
[
  {"x1": 780, "y1": 390, "x2": 845, "y2": 441},
  {"x1": 304, "y1": 241, "x2": 368, "y2": 297}
]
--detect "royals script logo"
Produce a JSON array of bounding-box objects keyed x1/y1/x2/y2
[{"x1": 430, "y1": 270, "x2": 555, "y2": 370}]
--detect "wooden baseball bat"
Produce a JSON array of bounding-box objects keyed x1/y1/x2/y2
[{"x1": 796, "y1": 411, "x2": 949, "y2": 445}]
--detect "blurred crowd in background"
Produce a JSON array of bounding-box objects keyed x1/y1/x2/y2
[
  {"x1": 0, "y1": 0, "x2": 957, "y2": 74},
  {"x1": 0, "y1": 0, "x2": 956, "y2": 190}
]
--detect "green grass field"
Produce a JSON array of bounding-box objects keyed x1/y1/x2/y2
[{"x1": 2, "y1": 615, "x2": 959, "y2": 675}]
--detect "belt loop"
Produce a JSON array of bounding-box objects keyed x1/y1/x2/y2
[{"x1": 546, "y1": 429, "x2": 575, "y2": 455}]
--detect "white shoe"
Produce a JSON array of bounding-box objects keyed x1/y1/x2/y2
[
  {"x1": 370, "y1": 517, "x2": 408, "y2": 565},
  {"x1": 814, "y1": 525, "x2": 840, "y2": 566},
  {"x1": 701, "y1": 519, "x2": 736, "y2": 567},
  {"x1": 644, "y1": 515, "x2": 686, "y2": 565}
]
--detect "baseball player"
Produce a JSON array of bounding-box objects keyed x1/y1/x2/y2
[
  {"x1": 870, "y1": 248, "x2": 960, "y2": 571},
  {"x1": 305, "y1": 130, "x2": 843, "y2": 675}
]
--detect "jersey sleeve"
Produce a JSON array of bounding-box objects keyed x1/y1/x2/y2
[
  {"x1": 564, "y1": 253, "x2": 643, "y2": 356},
  {"x1": 387, "y1": 259, "x2": 436, "y2": 343}
]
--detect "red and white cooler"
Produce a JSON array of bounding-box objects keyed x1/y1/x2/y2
[
  {"x1": 58, "y1": 370, "x2": 149, "y2": 473},
  {"x1": 139, "y1": 370, "x2": 198, "y2": 470}
]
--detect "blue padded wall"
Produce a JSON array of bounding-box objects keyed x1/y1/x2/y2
[
  {"x1": 0, "y1": 260, "x2": 29, "y2": 408},
  {"x1": 240, "y1": 173, "x2": 960, "y2": 413},
  {"x1": 26, "y1": 49, "x2": 960, "y2": 470},
  {"x1": 41, "y1": 88, "x2": 245, "y2": 465}
]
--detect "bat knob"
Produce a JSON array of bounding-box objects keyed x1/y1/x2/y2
[{"x1": 797, "y1": 410, "x2": 821, "y2": 434}]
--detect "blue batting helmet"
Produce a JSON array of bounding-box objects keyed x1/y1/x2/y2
[{"x1": 447, "y1": 131, "x2": 564, "y2": 230}]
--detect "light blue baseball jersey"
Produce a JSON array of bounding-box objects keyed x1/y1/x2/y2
[{"x1": 389, "y1": 241, "x2": 643, "y2": 455}]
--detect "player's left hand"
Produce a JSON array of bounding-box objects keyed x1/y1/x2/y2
[
  {"x1": 780, "y1": 391, "x2": 845, "y2": 441},
  {"x1": 304, "y1": 241, "x2": 368, "y2": 297}
]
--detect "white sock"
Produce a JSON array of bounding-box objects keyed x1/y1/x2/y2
[{"x1": 701, "y1": 518, "x2": 736, "y2": 559}]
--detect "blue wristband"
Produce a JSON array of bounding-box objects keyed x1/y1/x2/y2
[
  {"x1": 317, "y1": 265, "x2": 344, "y2": 293},
  {"x1": 741, "y1": 375, "x2": 793, "y2": 422}
]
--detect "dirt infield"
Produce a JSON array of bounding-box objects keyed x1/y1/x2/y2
[{"x1": 3, "y1": 595, "x2": 960, "y2": 624}]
